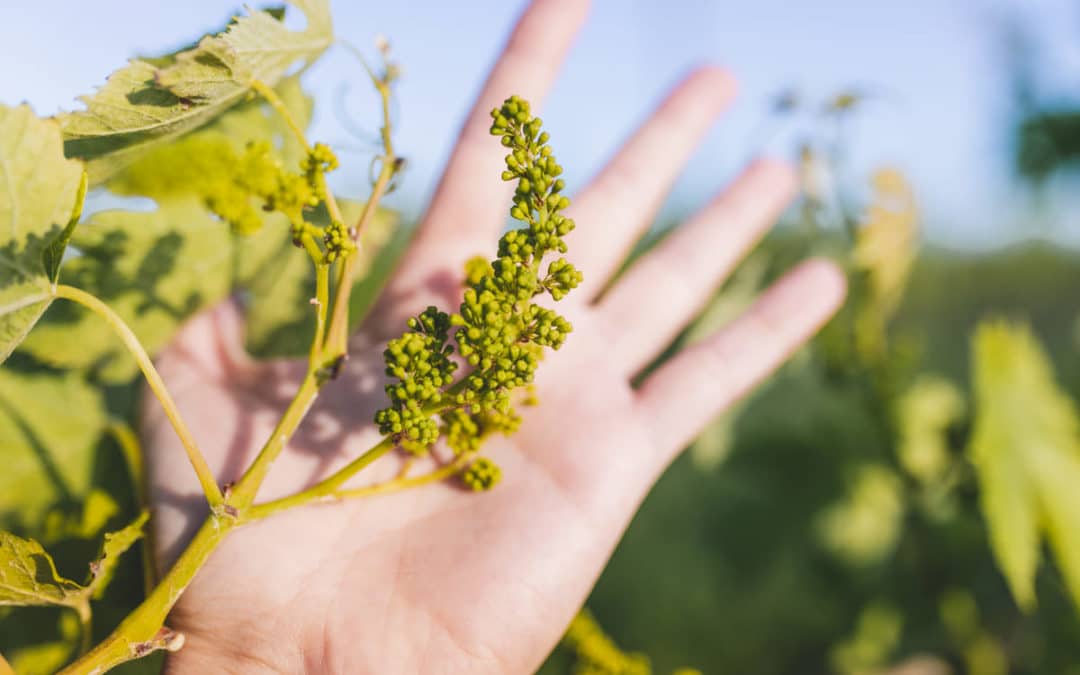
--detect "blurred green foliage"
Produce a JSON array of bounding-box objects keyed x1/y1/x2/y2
[{"x1": 544, "y1": 234, "x2": 1080, "y2": 675}]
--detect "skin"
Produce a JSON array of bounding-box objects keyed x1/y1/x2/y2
[{"x1": 143, "y1": 0, "x2": 847, "y2": 671}]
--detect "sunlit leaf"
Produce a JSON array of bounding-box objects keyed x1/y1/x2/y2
[
  {"x1": 969, "y1": 320, "x2": 1080, "y2": 612},
  {"x1": 0, "y1": 105, "x2": 85, "y2": 363},
  {"x1": 0, "y1": 532, "x2": 85, "y2": 608},
  {"x1": 86, "y1": 511, "x2": 148, "y2": 599},
  {"x1": 0, "y1": 370, "x2": 107, "y2": 531},
  {"x1": 58, "y1": 0, "x2": 332, "y2": 183},
  {"x1": 42, "y1": 173, "x2": 88, "y2": 286},
  {"x1": 20, "y1": 200, "x2": 233, "y2": 381},
  {"x1": 41, "y1": 489, "x2": 119, "y2": 545},
  {"x1": 105, "y1": 76, "x2": 311, "y2": 205}
]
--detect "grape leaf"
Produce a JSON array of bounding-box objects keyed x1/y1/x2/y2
[
  {"x1": 86, "y1": 510, "x2": 148, "y2": 599},
  {"x1": 19, "y1": 200, "x2": 234, "y2": 381},
  {"x1": 58, "y1": 0, "x2": 332, "y2": 184},
  {"x1": 105, "y1": 75, "x2": 312, "y2": 204},
  {"x1": 0, "y1": 531, "x2": 85, "y2": 609},
  {"x1": 969, "y1": 320, "x2": 1080, "y2": 612},
  {"x1": 0, "y1": 370, "x2": 107, "y2": 531},
  {"x1": 0, "y1": 105, "x2": 85, "y2": 363},
  {"x1": 42, "y1": 174, "x2": 88, "y2": 286},
  {"x1": 41, "y1": 489, "x2": 119, "y2": 545},
  {"x1": 22, "y1": 79, "x2": 317, "y2": 376}
]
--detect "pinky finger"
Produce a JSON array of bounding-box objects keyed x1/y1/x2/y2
[{"x1": 634, "y1": 258, "x2": 847, "y2": 459}]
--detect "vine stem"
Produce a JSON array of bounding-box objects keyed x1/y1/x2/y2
[
  {"x1": 310, "y1": 263, "x2": 330, "y2": 368},
  {"x1": 60, "y1": 436, "x2": 468, "y2": 674},
  {"x1": 233, "y1": 71, "x2": 399, "y2": 507},
  {"x1": 248, "y1": 450, "x2": 471, "y2": 521},
  {"x1": 230, "y1": 373, "x2": 321, "y2": 509},
  {"x1": 250, "y1": 79, "x2": 345, "y2": 227},
  {"x1": 76, "y1": 600, "x2": 93, "y2": 656},
  {"x1": 323, "y1": 74, "x2": 396, "y2": 358},
  {"x1": 245, "y1": 437, "x2": 396, "y2": 518},
  {"x1": 107, "y1": 421, "x2": 158, "y2": 595},
  {"x1": 58, "y1": 515, "x2": 233, "y2": 675},
  {"x1": 53, "y1": 285, "x2": 224, "y2": 508}
]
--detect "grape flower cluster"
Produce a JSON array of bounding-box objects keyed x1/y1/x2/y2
[
  {"x1": 205, "y1": 139, "x2": 354, "y2": 266},
  {"x1": 374, "y1": 95, "x2": 582, "y2": 487}
]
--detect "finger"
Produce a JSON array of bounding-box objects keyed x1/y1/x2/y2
[
  {"x1": 635, "y1": 258, "x2": 846, "y2": 460},
  {"x1": 596, "y1": 159, "x2": 798, "y2": 375},
  {"x1": 380, "y1": 0, "x2": 589, "y2": 310},
  {"x1": 567, "y1": 66, "x2": 737, "y2": 300}
]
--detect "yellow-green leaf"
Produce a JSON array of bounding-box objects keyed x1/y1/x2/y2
[
  {"x1": 0, "y1": 532, "x2": 85, "y2": 608},
  {"x1": 0, "y1": 105, "x2": 85, "y2": 363},
  {"x1": 20, "y1": 200, "x2": 233, "y2": 381},
  {"x1": 105, "y1": 76, "x2": 312, "y2": 205},
  {"x1": 41, "y1": 489, "x2": 119, "y2": 545},
  {"x1": 0, "y1": 370, "x2": 107, "y2": 531},
  {"x1": 87, "y1": 510, "x2": 148, "y2": 599},
  {"x1": 969, "y1": 320, "x2": 1080, "y2": 612},
  {"x1": 58, "y1": 1, "x2": 332, "y2": 184}
]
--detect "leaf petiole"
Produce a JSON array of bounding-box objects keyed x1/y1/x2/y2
[
  {"x1": 106, "y1": 422, "x2": 158, "y2": 595},
  {"x1": 52, "y1": 285, "x2": 224, "y2": 508}
]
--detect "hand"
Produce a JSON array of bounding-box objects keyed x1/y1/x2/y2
[{"x1": 143, "y1": 0, "x2": 846, "y2": 671}]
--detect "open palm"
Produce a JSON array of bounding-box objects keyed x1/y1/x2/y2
[{"x1": 142, "y1": 0, "x2": 846, "y2": 672}]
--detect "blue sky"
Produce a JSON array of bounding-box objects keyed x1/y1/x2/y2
[{"x1": 2, "y1": 0, "x2": 1078, "y2": 248}]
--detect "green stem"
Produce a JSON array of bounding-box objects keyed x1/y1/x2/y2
[
  {"x1": 322, "y1": 77, "x2": 397, "y2": 359},
  {"x1": 58, "y1": 516, "x2": 234, "y2": 674},
  {"x1": 230, "y1": 373, "x2": 321, "y2": 508},
  {"x1": 246, "y1": 437, "x2": 396, "y2": 518},
  {"x1": 75, "y1": 600, "x2": 92, "y2": 657},
  {"x1": 107, "y1": 421, "x2": 158, "y2": 595},
  {"x1": 249, "y1": 446, "x2": 469, "y2": 521},
  {"x1": 310, "y1": 263, "x2": 330, "y2": 367},
  {"x1": 250, "y1": 80, "x2": 309, "y2": 151},
  {"x1": 251, "y1": 79, "x2": 345, "y2": 226},
  {"x1": 298, "y1": 230, "x2": 325, "y2": 264},
  {"x1": 53, "y1": 285, "x2": 223, "y2": 508}
]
